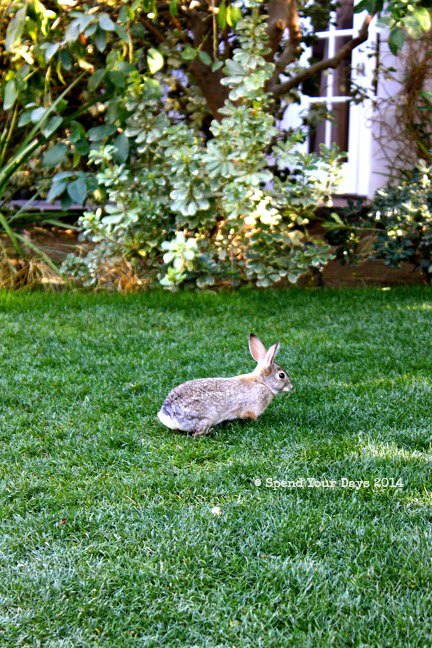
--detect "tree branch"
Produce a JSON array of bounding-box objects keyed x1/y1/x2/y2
[
  {"x1": 267, "y1": 0, "x2": 301, "y2": 90},
  {"x1": 266, "y1": 0, "x2": 291, "y2": 58},
  {"x1": 140, "y1": 17, "x2": 165, "y2": 43},
  {"x1": 271, "y1": 14, "x2": 374, "y2": 99},
  {"x1": 280, "y1": 0, "x2": 301, "y2": 68},
  {"x1": 188, "y1": 8, "x2": 228, "y2": 118}
]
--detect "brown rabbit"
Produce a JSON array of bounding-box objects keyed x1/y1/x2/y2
[{"x1": 158, "y1": 333, "x2": 293, "y2": 436}]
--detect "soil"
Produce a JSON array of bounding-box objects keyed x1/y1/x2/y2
[
  {"x1": 321, "y1": 258, "x2": 423, "y2": 287},
  {"x1": 24, "y1": 226, "x2": 427, "y2": 288}
]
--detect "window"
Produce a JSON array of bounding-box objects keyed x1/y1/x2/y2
[
  {"x1": 306, "y1": 0, "x2": 354, "y2": 155},
  {"x1": 282, "y1": 0, "x2": 377, "y2": 195}
]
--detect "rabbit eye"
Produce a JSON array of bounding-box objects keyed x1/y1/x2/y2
[{"x1": 278, "y1": 372, "x2": 285, "y2": 379}]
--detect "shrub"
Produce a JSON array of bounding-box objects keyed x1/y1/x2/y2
[
  {"x1": 62, "y1": 14, "x2": 342, "y2": 290},
  {"x1": 325, "y1": 162, "x2": 432, "y2": 282},
  {"x1": 371, "y1": 163, "x2": 432, "y2": 280}
]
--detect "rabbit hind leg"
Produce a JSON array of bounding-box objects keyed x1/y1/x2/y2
[
  {"x1": 241, "y1": 410, "x2": 258, "y2": 420},
  {"x1": 191, "y1": 420, "x2": 212, "y2": 437}
]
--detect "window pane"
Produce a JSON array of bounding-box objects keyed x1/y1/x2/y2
[
  {"x1": 308, "y1": 101, "x2": 350, "y2": 155},
  {"x1": 331, "y1": 101, "x2": 350, "y2": 152},
  {"x1": 302, "y1": 37, "x2": 352, "y2": 98},
  {"x1": 308, "y1": 103, "x2": 327, "y2": 154},
  {"x1": 333, "y1": 36, "x2": 352, "y2": 96}
]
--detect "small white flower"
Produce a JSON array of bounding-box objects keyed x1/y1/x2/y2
[{"x1": 211, "y1": 506, "x2": 222, "y2": 516}]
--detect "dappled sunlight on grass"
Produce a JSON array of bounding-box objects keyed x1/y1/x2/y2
[
  {"x1": 328, "y1": 374, "x2": 432, "y2": 391},
  {"x1": 360, "y1": 441, "x2": 432, "y2": 464},
  {"x1": 388, "y1": 302, "x2": 432, "y2": 312}
]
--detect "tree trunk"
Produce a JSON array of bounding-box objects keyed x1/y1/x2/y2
[{"x1": 188, "y1": 9, "x2": 229, "y2": 119}]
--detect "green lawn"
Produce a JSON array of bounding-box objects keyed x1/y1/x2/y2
[{"x1": 1, "y1": 287, "x2": 431, "y2": 646}]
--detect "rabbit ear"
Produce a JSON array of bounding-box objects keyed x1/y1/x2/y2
[
  {"x1": 263, "y1": 342, "x2": 280, "y2": 370},
  {"x1": 249, "y1": 333, "x2": 267, "y2": 362}
]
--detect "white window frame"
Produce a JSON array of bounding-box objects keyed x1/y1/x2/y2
[{"x1": 282, "y1": 2, "x2": 377, "y2": 196}]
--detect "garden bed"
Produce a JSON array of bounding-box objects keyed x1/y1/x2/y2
[{"x1": 26, "y1": 225, "x2": 425, "y2": 288}]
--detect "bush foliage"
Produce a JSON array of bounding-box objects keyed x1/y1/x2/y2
[
  {"x1": 63, "y1": 14, "x2": 341, "y2": 289},
  {"x1": 370, "y1": 163, "x2": 432, "y2": 280},
  {"x1": 2, "y1": 0, "x2": 432, "y2": 288},
  {"x1": 326, "y1": 162, "x2": 432, "y2": 283}
]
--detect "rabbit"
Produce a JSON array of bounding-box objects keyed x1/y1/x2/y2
[{"x1": 157, "y1": 333, "x2": 293, "y2": 437}]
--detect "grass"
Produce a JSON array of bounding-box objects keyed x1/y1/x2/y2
[{"x1": 0, "y1": 286, "x2": 431, "y2": 646}]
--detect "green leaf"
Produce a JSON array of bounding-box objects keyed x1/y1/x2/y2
[
  {"x1": 169, "y1": 0, "x2": 178, "y2": 17},
  {"x1": 76, "y1": 13, "x2": 94, "y2": 32},
  {"x1": 217, "y1": 1, "x2": 226, "y2": 29},
  {"x1": 18, "y1": 110, "x2": 33, "y2": 127},
  {"x1": 226, "y1": 5, "x2": 242, "y2": 27},
  {"x1": 74, "y1": 138, "x2": 89, "y2": 155},
  {"x1": 331, "y1": 213, "x2": 344, "y2": 226},
  {"x1": 114, "y1": 23, "x2": 129, "y2": 42},
  {"x1": 388, "y1": 27, "x2": 405, "y2": 55},
  {"x1": 84, "y1": 22, "x2": 97, "y2": 37},
  {"x1": 181, "y1": 46, "x2": 196, "y2": 61},
  {"x1": 67, "y1": 177, "x2": 87, "y2": 205},
  {"x1": 70, "y1": 120, "x2": 86, "y2": 142},
  {"x1": 86, "y1": 175, "x2": 98, "y2": 192},
  {"x1": 98, "y1": 12, "x2": 116, "y2": 31},
  {"x1": 3, "y1": 79, "x2": 17, "y2": 110},
  {"x1": 41, "y1": 115, "x2": 63, "y2": 138},
  {"x1": 403, "y1": 14, "x2": 422, "y2": 38},
  {"x1": 53, "y1": 171, "x2": 74, "y2": 181},
  {"x1": 59, "y1": 50, "x2": 72, "y2": 69},
  {"x1": 94, "y1": 27, "x2": 107, "y2": 52},
  {"x1": 88, "y1": 68, "x2": 106, "y2": 92},
  {"x1": 5, "y1": 6, "x2": 27, "y2": 50},
  {"x1": 113, "y1": 133, "x2": 129, "y2": 163},
  {"x1": 198, "y1": 51, "x2": 211, "y2": 66},
  {"x1": 147, "y1": 48, "x2": 164, "y2": 74},
  {"x1": 212, "y1": 59, "x2": 224, "y2": 72},
  {"x1": 354, "y1": 0, "x2": 383, "y2": 14},
  {"x1": 45, "y1": 42, "x2": 60, "y2": 61},
  {"x1": 65, "y1": 20, "x2": 81, "y2": 43},
  {"x1": 87, "y1": 124, "x2": 116, "y2": 141},
  {"x1": 412, "y1": 7, "x2": 431, "y2": 32},
  {"x1": 47, "y1": 179, "x2": 67, "y2": 202},
  {"x1": 376, "y1": 14, "x2": 391, "y2": 28},
  {"x1": 108, "y1": 70, "x2": 127, "y2": 88},
  {"x1": 61, "y1": 193, "x2": 73, "y2": 211},
  {"x1": 31, "y1": 107, "x2": 48, "y2": 123},
  {"x1": 353, "y1": 0, "x2": 371, "y2": 13},
  {"x1": 55, "y1": 98, "x2": 68, "y2": 113},
  {"x1": 43, "y1": 142, "x2": 68, "y2": 168},
  {"x1": 196, "y1": 274, "x2": 215, "y2": 288}
]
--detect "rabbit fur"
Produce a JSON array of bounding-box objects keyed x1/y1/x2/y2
[{"x1": 158, "y1": 333, "x2": 293, "y2": 437}]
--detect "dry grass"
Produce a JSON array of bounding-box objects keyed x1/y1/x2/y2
[
  {"x1": 91, "y1": 257, "x2": 149, "y2": 292},
  {"x1": 0, "y1": 254, "x2": 62, "y2": 290}
]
